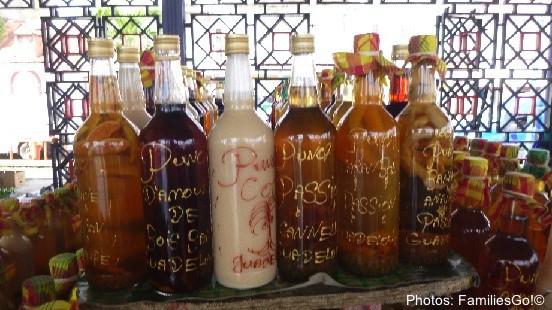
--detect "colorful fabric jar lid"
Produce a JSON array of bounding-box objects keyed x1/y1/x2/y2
[
  {"x1": 543, "y1": 170, "x2": 552, "y2": 188},
  {"x1": 22, "y1": 275, "x2": 56, "y2": 308},
  {"x1": 462, "y1": 157, "x2": 488, "y2": 177},
  {"x1": 526, "y1": 148, "x2": 550, "y2": 166},
  {"x1": 453, "y1": 136, "x2": 469, "y2": 151},
  {"x1": 333, "y1": 33, "x2": 398, "y2": 76},
  {"x1": 503, "y1": 172, "x2": 535, "y2": 197},
  {"x1": 453, "y1": 151, "x2": 470, "y2": 170},
  {"x1": 405, "y1": 35, "x2": 447, "y2": 79},
  {"x1": 49, "y1": 253, "x2": 78, "y2": 298},
  {"x1": 0, "y1": 198, "x2": 19, "y2": 215},
  {"x1": 321, "y1": 69, "x2": 333, "y2": 79},
  {"x1": 139, "y1": 50, "x2": 155, "y2": 88},
  {"x1": 484, "y1": 141, "x2": 502, "y2": 156},
  {"x1": 470, "y1": 138, "x2": 488, "y2": 151},
  {"x1": 37, "y1": 300, "x2": 71, "y2": 310},
  {"x1": 500, "y1": 144, "x2": 520, "y2": 159},
  {"x1": 502, "y1": 159, "x2": 520, "y2": 173},
  {"x1": 522, "y1": 164, "x2": 550, "y2": 179}
]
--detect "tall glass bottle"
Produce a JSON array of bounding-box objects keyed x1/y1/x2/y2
[
  {"x1": 386, "y1": 44, "x2": 409, "y2": 118},
  {"x1": 117, "y1": 46, "x2": 152, "y2": 131},
  {"x1": 187, "y1": 69, "x2": 206, "y2": 128},
  {"x1": 214, "y1": 82, "x2": 224, "y2": 116},
  {"x1": 334, "y1": 33, "x2": 399, "y2": 276},
  {"x1": 450, "y1": 157, "x2": 492, "y2": 267},
  {"x1": 275, "y1": 34, "x2": 337, "y2": 282},
  {"x1": 74, "y1": 38, "x2": 145, "y2": 290},
  {"x1": 139, "y1": 35, "x2": 212, "y2": 294},
  {"x1": 180, "y1": 67, "x2": 200, "y2": 123},
  {"x1": 479, "y1": 172, "x2": 539, "y2": 305},
  {"x1": 209, "y1": 35, "x2": 276, "y2": 289},
  {"x1": 536, "y1": 226, "x2": 552, "y2": 302},
  {"x1": 398, "y1": 35, "x2": 453, "y2": 266},
  {"x1": 195, "y1": 74, "x2": 213, "y2": 136}
]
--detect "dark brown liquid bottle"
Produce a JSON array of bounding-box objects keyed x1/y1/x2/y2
[
  {"x1": 386, "y1": 44, "x2": 409, "y2": 118},
  {"x1": 398, "y1": 35, "x2": 453, "y2": 266},
  {"x1": 74, "y1": 38, "x2": 146, "y2": 291},
  {"x1": 275, "y1": 34, "x2": 337, "y2": 282},
  {"x1": 450, "y1": 156, "x2": 492, "y2": 267},
  {"x1": 478, "y1": 172, "x2": 539, "y2": 309},
  {"x1": 139, "y1": 35, "x2": 212, "y2": 294}
]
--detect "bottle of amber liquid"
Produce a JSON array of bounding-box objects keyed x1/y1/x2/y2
[
  {"x1": 209, "y1": 35, "x2": 276, "y2": 289},
  {"x1": 275, "y1": 34, "x2": 337, "y2": 282},
  {"x1": 385, "y1": 44, "x2": 409, "y2": 118},
  {"x1": 333, "y1": 33, "x2": 399, "y2": 276},
  {"x1": 450, "y1": 157, "x2": 492, "y2": 267},
  {"x1": 0, "y1": 216, "x2": 30, "y2": 308},
  {"x1": 74, "y1": 38, "x2": 145, "y2": 290},
  {"x1": 398, "y1": 35, "x2": 453, "y2": 266},
  {"x1": 195, "y1": 74, "x2": 213, "y2": 136},
  {"x1": 16, "y1": 205, "x2": 56, "y2": 275},
  {"x1": 117, "y1": 46, "x2": 152, "y2": 131},
  {"x1": 139, "y1": 35, "x2": 212, "y2": 294},
  {"x1": 319, "y1": 69, "x2": 333, "y2": 112},
  {"x1": 479, "y1": 172, "x2": 539, "y2": 305}
]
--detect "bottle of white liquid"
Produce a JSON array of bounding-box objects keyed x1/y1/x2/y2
[
  {"x1": 209, "y1": 34, "x2": 277, "y2": 289},
  {"x1": 117, "y1": 46, "x2": 152, "y2": 131}
]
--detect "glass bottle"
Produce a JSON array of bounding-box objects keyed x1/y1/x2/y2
[
  {"x1": 17, "y1": 205, "x2": 56, "y2": 275},
  {"x1": 0, "y1": 217, "x2": 33, "y2": 301},
  {"x1": 385, "y1": 44, "x2": 409, "y2": 118},
  {"x1": 180, "y1": 67, "x2": 200, "y2": 123},
  {"x1": 74, "y1": 38, "x2": 146, "y2": 291},
  {"x1": 521, "y1": 149, "x2": 550, "y2": 261},
  {"x1": 398, "y1": 35, "x2": 453, "y2": 266},
  {"x1": 536, "y1": 225, "x2": 552, "y2": 302},
  {"x1": 478, "y1": 172, "x2": 539, "y2": 305},
  {"x1": 270, "y1": 85, "x2": 281, "y2": 131},
  {"x1": 187, "y1": 68, "x2": 206, "y2": 128},
  {"x1": 275, "y1": 34, "x2": 337, "y2": 282},
  {"x1": 0, "y1": 218, "x2": 21, "y2": 309},
  {"x1": 139, "y1": 50, "x2": 156, "y2": 116},
  {"x1": 195, "y1": 74, "x2": 213, "y2": 136},
  {"x1": 331, "y1": 75, "x2": 353, "y2": 128},
  {"x1": 450, "y1": 156, "x2": 492, "y2": 267},
  {"x1": 319, "y1": 69, "x2": 333, "y2": 112},
  {"x1": 214, "y1": 82, "x2": 224, "y2": 116},
  {"x1": 483, "y1": 141, "x2": 501, "y2": 187},
  {"x1": 139, "y1": 35, "x2": 212, "y2": 294},
  {"x1": 209, "y1": 35, "x2": 276, "y2": 289},
  {"x1": 453, "y1": 136, "x2": 469, "y2": 152},
  {"x1": 469, "y1": 138, "x2": 487, "y2": 157},
  {"x1": 334, "y1": 33, "x2": 399, "y2": 276},
  {"x1": 203, "y1": 77, "x2": 219, "y2": 123},
  {"x1": 325, "y1": 70, "x2": 343, "y2": 116},
  {"x1": 117, "y1": 46, "x2": 152, "y2": 131}
]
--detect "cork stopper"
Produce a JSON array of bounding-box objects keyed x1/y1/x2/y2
[
  {"x1": 225, "y1": 34, "x2": 249, "y2": 55},
  {"x1": 391, "y1": 44, "x2": 408, "y2": 61},
  {"x1": 87, "y1": 38, "x2": 114, "y2": 59},
  {"x1": 117, "y1": 46, "x2": 140, "y2": 63},
  {"x1": 291, "y1": 34, "x2": 315, "y2": 55},
  {"x1": 461, "y1": 156, "x2": 488, "y2": 177},
  {"x1": 22, "y1": 275, "x2": 56, "y2": 307},
  {"x1": 454, "y1": 136, "x2": 469, "y2": 151},
  {"x1": 504, "y1": 172, "x2": 535, "y2": 197},
  {"x1": 484, "y1": 141, "x2": 502, "y2": 156},
  {"x1": 153, "y1": 35, "x2": 180, "y2": 52},
  {"x1": 500, "y1": 144, "x2": 520, "y2": 159}
]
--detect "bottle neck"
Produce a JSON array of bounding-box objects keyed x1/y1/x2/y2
[
  {"x1": 354, "y1": 72, "x2": 382, "y2": 106},
  {"x1": 224, "y1": 53, "x2": 254, "y2": 111},
  {"x1": 118, "y1": 62, "x2": 147, "y2": 111},
  {"x1": 498, "y1": 198, "x2": 528, "y2": 237},
  {"x1": 289, "y1": 53, "x2": 318, "y2": 108},
  {"x1": 390, "y1": 59, "x2": 408, "y2": 103},
  {"x1": 186, "y1": 76, "x2": 196, "y2": 101},
  {"x1": 89, "y1": 58, "x2": 123, "y2": 114},
  {"x1": 154, "y1": 51, "x2": 188, "y2": 106},
  {"x1": 408, "y1": 63, "x2": 437, "y2": 104}
]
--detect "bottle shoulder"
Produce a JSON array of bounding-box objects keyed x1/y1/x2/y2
[
  {"x1": 140, "y1": 111, "x2": 207, "y2": 144},
  {"x1": 275, "y1": 107, "x2": 336, "y2": 138},
  {"x1": 209, "y1": 111, "x2": 274, "y2": 142}
]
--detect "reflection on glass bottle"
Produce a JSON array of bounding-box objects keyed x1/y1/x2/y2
[
  {"x1": 331, "y1": 75, "x2": 354, "y2": 128},
  {"x1": 333, "y1": 33, "x2": 399, "y2": 276},
  {"x1": 139, "y1": 35, "x2": 212, "y2": 294},
  {"x1": 275, "y1": 35, "x2": 337, "y2": 282},
  {"x1": 318, "y1": 69, "x2": 333, "y2": 112},
  {"x1": 479, "y1": 172, "x2": 539, "y2": 309},
  {"x1": 74, "y1": 38, "x2": 146, "y2": 291},
  {"x1": 398, "y1": 35, "x2": 453, "y2": 266}
]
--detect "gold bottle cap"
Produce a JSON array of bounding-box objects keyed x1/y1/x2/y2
[
  {"x1": 154, "y1": 35, "x2": 180, "y2": 52},
  {"x1": 88, "y1": 38, "x2": 114, "y2": 58},
  {"x1": 225, "y1": 34, "x2": 249, "y2": 55},
  {"x1": 392, "y1": 44, "x2": 408, "y2": 61},
  {"x1": 117, "y1": 46, "x2": 140, "y2": 63},
  {"x1": 291, "y1": 34, "x2": 315, "y2": 55}
]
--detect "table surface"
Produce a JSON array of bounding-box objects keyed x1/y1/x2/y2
[{"x1": 78, "y1": 253, "x2": 478, "y2": 309}]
